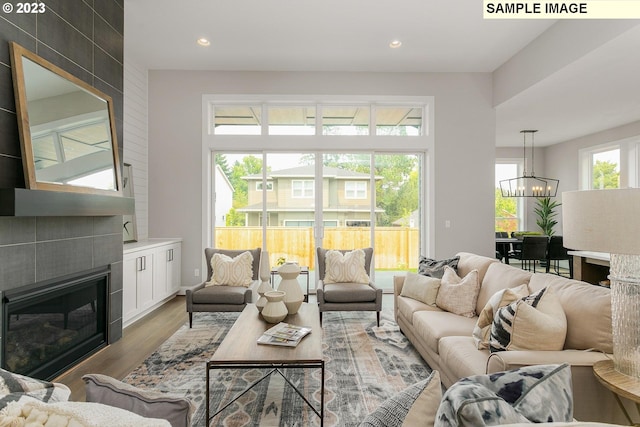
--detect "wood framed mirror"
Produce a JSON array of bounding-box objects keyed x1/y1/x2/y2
[{"x1": 9, "y1": 42, "x2": 122, "y2": 195}]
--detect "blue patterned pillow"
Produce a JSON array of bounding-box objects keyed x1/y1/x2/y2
[
  {"x1": 418, "y1": 256, "x2": 459, "y2": 279},
  {"x1": 360, "y1": 371, "x2": 442, "y2": 427},
  {"x1": 435, "y1": 364, "x2": 573, "y2": 426}
]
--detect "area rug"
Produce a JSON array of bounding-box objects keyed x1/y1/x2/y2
[{"x1": 123, "y1": 309, "x2": 431, "y2": 426}]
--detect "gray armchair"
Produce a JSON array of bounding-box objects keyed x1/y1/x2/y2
[
  {"x1": 316, "y1": 247, "x2": 383, "y2": 326},
  {"x1": 185, "y1": 247, "x2": 261, "y2": 328}
]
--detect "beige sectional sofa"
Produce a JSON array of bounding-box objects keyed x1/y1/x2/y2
[{"x1": 393, "y1": 252, "x2": 634, "y2": 425}]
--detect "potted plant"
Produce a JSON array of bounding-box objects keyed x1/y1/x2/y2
[{"x1": 535, "y1": 197, "x2": 561, "y2": 236}]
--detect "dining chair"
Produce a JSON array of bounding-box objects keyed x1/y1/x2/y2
[
  {"x1": 508, "y1": 236, "x2": 549, "y2": 272},
  {"x1": 546, "y1": 235, "x2": 573, "y2": 278}
]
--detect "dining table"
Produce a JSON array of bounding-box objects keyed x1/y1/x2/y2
[{"x1": 495, "y1": 237, "x2": 520, "y2": 264}]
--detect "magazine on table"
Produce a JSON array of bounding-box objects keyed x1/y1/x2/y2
[{"x1": 257, "y1": 322, "x2": 312, "y2": 347}]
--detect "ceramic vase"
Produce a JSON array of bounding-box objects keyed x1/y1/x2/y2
[
  {"x1": 256, "y1": 251, "x2": 272, "y2": 312},
  {"x1": 277, "y1": 262, "x2": 304, "y2": 314},
  {"x1": 261, "y1": 290, "x2": 288, "y2": 323}
]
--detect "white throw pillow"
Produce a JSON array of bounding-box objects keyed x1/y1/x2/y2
[
  {"x1": 490, "y1": 287, "x2": 567, "y2": 352},
  {"x1": 207, "y1": 251, "x2": 254, "y2": 287},
  {"x1": 324, "y1": 249, "x2": 370, "y2": 284},
  {"x1": 472, "y1": 284, "x2": 530, "y2": 349},
  {"x1": 400, "y1": 272, "x2": 441, "y2": 306},
  {"x1": 435, "y1": 266, "x2": 480, "y2": 318}
]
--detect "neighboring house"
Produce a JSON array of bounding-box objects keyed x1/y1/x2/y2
[
  {"x1": 214, "y1": 165, "x2": 234, "y2": 226},
  {"x1": 238, "y1": 166, "x2": 383, "y2": 226}
]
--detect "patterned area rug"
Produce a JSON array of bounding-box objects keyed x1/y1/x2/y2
[{"x1": 123, "y1": 309, "x2": 431, "y2": 427}]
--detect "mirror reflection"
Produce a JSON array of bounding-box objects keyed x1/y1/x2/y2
[{"x1": 10, "y1": 42, "x2": 121, "y2": 194}]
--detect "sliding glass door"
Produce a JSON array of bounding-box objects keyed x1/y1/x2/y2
[{"x1": 212, "y1": 151, "x2": 421, "y2": 293}]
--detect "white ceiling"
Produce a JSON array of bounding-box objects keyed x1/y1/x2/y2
[{"x1": 124, "y1": 0, "x2": 640, "y2": 147}]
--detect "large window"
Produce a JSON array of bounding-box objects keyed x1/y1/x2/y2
[
  {"x1": 495, "y1": 162, "x2": 522, "y2": 233},
  {"x1": 205, "y1": 95, "x2": 433, "y2": 293},
  {"x1": 580, "y1": 145, "x2": 620, "y2": 190}
]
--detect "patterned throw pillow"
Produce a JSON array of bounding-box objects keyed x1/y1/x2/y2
[
  {"x1": 0, "y1": 368, "x2": 71, "y2": 412},
  {"x1": 206, "y1": 251, "x2": 254, "y2": 287},
  {"x1": 324, "y1": 249, "x2": 370, "y2": 284},
  {"x1": 472, "y1": 284, "x2": 530, "y2": 350},
  {"x1": 360, "y1": 371, "x2": 442, "y2": 427},
  {"x1": 399, "y1": 272, "x2": 441, "y2": 306},
  {"x1": 418, "y1": 256, "x2": 460, "y2": 279},
  {"x1": 490, "y1": 287, "x2": 567, "y2": 353},
  {"x1": 435, "y1": 364, "x2": 573, "y2": 427},
  {"x1": 435, "y1": 266, "x2": 480, "y2": 318}
]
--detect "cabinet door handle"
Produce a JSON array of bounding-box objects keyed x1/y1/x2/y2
[
  {"x1": 142, "y1": 255, "x2": 146, "y2": 271},
  {"x1": 171, "y1": 249, "x2": 174, "y2": 261},
  {"x1": 136, "y1": 256, "x2": 142, "y2": 271}
]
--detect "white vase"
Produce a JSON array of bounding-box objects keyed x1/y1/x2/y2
[
  {"x1": 261, "y1": 290, "x2": 288, "y2": 323},
  {"x1": 277, "y1": 262, "x2": 303, "y2": 315},
  {"x1": 256, "y1": 251, "x2": 272, "y2": 312}
]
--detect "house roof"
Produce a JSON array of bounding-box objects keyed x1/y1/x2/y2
[{"x1": 244, "y1": 165, "x2": 382, "y2": 180}]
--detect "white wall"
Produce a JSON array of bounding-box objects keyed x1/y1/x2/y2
[
  {"x1": 546, "y1": 119, "x2": 640, "y2": 233},
  {"x1": 123, "y1": 56, "x2": 149, "y2": 240},
  {"x1": 497, "y1": 120, "x2": 640, "y2": 236},
  {"x1": 147, "y1": 71, "x2": 495, "y2": 287}
]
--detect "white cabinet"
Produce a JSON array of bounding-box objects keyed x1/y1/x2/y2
[{"x1": 123, "y1": 239, "x2": 182, "y2": 327}]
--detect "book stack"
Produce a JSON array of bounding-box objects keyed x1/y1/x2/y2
[{"x1": 257, "y1": 322, "x2": 312, "y2": 347}]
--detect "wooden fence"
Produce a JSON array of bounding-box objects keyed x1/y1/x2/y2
[{"x1": 215, "y1": 227, "x2": 420, "y2": 270}]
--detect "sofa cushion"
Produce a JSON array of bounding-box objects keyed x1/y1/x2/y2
[
  {"x1": 324, "y1": 249, "x2": 370, "y2": 284},
  {"x1": 400, "y1": 272, "x2": 440, "y2": 306},
  {"x1": 438, "y1": 336, "x2": 491, "y2": 382},
  {"x1": 204, "y1": 248, "x2": 261, "y2": 282},
  {"x1": 192, "y1": 285, "x2": 247, "y2": 304},
  {"x1": 397, "y1": 295, "x2": 442, "y2": 326},
  {"x1": 207, "y1": 251, "x2": 254, "y2": 287},
  {"x1": 83, "y1": 373, "x2": 193, "y2": 427},
  {"x1": 473, "y1": 284, "x2": 530, "y2": 350},
  {"x1": 529, "y1": 274, "x2": 613, "y2": 353},
  {"x1": 435, "y1": 363, "x2": 573, "y2": 426},
  {"x1": 436, "y1": 267, "x2": 480, "y2": 318},
  {"x1": 413, "y1": 311, "x2": 477, "y2": 353},
  {"x1": 455, "y1": 252, "x2": 499, "y2": 283},
  {"x1": 322, "y1": 283, "x2": 376, "y2": 303},
  {"x1": 476, "y1": 262, "x2": 533, "y2": 315},
  {"x1": 359, "y1": 370, "x2": 442, "y2": 427},
  {"x1": 418, "y1": 256, "x2": 460, "y2": 279},
  {"x1": 490, "y1": 287, "x2": 567, "y2": 353}
]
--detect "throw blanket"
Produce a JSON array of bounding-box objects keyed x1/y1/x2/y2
[{"x1": 0, "y1": 400, "x2": 170, "y2": 427}]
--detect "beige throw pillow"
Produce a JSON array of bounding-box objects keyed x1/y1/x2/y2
[
  {"x1": 206, "y1": 251, "x2": 254, "y2": 287},
  {"x1": 435, "y1": 266, "x2": 480, "y2": 318},
  {"x1": 472, "y1": 284, "x2": 530, "y2": 349},
  {"x1": 490, "y1": 287, "x2": 567, "y2": 352},
  {"x1": 400, "y1": 273, "x2": 441, "y2": 306},
  {"x1": 324, "y1": 249, "x2": 370, "y2": 284}
]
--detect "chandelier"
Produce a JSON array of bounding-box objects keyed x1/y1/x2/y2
[{"x1": 499, "y1": 130, "x2": 559, "y2": 198}]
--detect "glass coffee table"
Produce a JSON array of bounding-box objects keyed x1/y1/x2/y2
[{"x1": 206, "y1": 303, "x2": 324, "y2": 425}]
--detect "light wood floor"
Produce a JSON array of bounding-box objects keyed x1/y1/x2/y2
[{"x1": 54, "y1": 295, "x2": 188, "y2": 401}]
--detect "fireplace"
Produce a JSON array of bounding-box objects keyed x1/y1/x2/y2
[{"x1": 1, "y1": 267, "x2": 109, "y2": 380}]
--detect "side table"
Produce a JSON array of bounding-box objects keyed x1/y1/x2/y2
[
  {"x1": 593, "y1": 359, "x2": 640, "y2": 425},
  {"x1": 271, "y1": 265, "x2": 310, "y2": 302}
]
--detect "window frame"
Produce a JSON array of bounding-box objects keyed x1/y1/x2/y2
[
  {"x1": 292, "y1": 179, "x2": 314, "y2": 198},
  {"x1": 345, "y1": 181, "x2": 367, "y2": 199}
]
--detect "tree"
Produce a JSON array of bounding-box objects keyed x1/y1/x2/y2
[
  {"x1": 495, "y1": 188, "x2": 518, "y2": 233},
  {"x1": 225, "y1": 156, "x2": 264, "y2": 226},
  {"x1": 592, "y1": 160, "x2": 619, "y2": 189}
]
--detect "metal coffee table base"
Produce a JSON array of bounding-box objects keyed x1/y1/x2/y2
[{"x1": 206, "y1": 360, "x2": 325, "y2": 426}]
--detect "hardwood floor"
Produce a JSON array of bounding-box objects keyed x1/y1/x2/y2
[{"x1": 54, "y1": 295, "x2": 188, "y2": 401}]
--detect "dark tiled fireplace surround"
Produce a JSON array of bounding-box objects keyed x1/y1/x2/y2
[{"x1": 0, "y1": 216, "x2": 125, "y2": 380}]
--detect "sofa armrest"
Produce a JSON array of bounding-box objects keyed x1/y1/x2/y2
[
  {"x1": 393, "y1": 275, "x2": 406, "y2": 322},
  {"x1": 82, "y1": 374, "x2": 194, "y2": 427},
  {"x1": 184, "y1": 282, "x2": 206, "y2": 310},
  {"x1": 487, "y1": 349, "x2": 610, "y2": 373}
]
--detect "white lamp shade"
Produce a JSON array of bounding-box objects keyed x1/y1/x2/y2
[{"x1": 562, "y1": 188, "x2": 640, "y2": 255}]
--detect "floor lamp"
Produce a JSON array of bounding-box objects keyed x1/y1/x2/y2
[{"x1": 563, "y1": 188, "x2": 640, "y2": 378}]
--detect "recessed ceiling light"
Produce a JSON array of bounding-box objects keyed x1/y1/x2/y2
[
  {"x1": 197, "y1": 38, "x2": 211, "y2": 47},
  {"x1": 389, "y1": 40, "x2": 402, "y2": 49}
]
